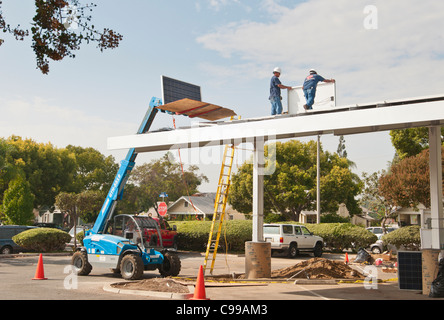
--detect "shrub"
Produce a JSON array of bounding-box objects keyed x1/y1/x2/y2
[
  {"x1": 306, "y1": 223, "x2": 377, "y2": 252},
  {"x1": 171, "y1": 220, "x2": 376, "y2": 253},
  {"x1": 381, "y1": 225, "x2": 421, "y2": 251},
  {"x1": 12, "y1": 228, "x2": 71, "y2": 252},
  {"x1": 171, "y1": 220, "x2": 252, "y2": 252}
]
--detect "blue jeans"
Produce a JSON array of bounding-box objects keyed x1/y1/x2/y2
[
  {"x1": 303, "y1": 87, "x2": 316, "y2": 109},
  {"x1": 270, "y1": 96, "x2": 283, "y2": 115}
]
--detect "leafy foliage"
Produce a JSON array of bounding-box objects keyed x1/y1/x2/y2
[
  {"x1": 381, "y1": 225, "x2": 421, "y2": 251},
  {"x1": 0, "y1": 0, "x2": 122, "y2": 73},
  {"x1": 306, "y1": 223, "x2": 377, "y2": 252},
  {"x1": 65, "y1": 145, "x2": 118, "y2": 193},
  {"x1": 229, "y1": 140, "x2": 362, "y2": 221},
  {"x1": 379, "y1": 147, "x2": 444, "y2": 208},
  {"x1": 0, "y1": 136, "x2": 118, "y2": 210},
  {"x1": 125, "y1": 153, "x2": 208, "y2": 215},
  {"x1": 172, "y1": 221, "x2": 376, "y2": 253},
  {"x1": 359, "y1": 171, "x2": 398, "y2": 231},
  {"x1": 1, "y1": 175, "x2": 35, "y2": 225},
  {"x1": 12, "y1": 227, "x2": 71, "y2": 252},
  {"x1": 171, "y1": 220, "x2": 252, "y2": 252},
  {"x1": 1, "y1": 136, "x2": 76, "y2": 207},
  {"x1": 55, "y1": 189, "x2": 102, "y2": 224}
]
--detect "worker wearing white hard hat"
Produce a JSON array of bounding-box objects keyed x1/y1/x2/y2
[
  {"x1": 302, "y1": 69, "x2": 335, "y2": 110},
  {"x1": 269, "y1": 67, "x2": 291, "y2": 115}
]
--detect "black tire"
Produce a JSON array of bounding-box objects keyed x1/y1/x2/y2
[
  {"x1": 158, "y1": 251, "x2": 181, "y2": 277},
  {"x1": 288, "y1": 243, "x2": 298, "y2": 258},
  {"x1": 149, "y1": 236, "x2": 157, "y2": 247},
  {"x1": 72, "y1": 251, "x2": 92, "y2": 276},
  {"x1": 371, "y1": 246, "x2": 382, "y2": 254},
  {"x1": 120, "y1": 254, "x2": 144, "y2": 280},
  {"x1": 1, "y1": 246, "x2": 13, "y2": 254},
  {"x1": 313, "y1": 242, "x2": 323, "y2": 257},
  {"x1": 172, "y1": 236, "x2": 178, "y2": 250}
]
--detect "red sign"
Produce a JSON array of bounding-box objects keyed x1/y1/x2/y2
[{"x1": 158, "y1": 202, "x2": 168, "y2": 216}]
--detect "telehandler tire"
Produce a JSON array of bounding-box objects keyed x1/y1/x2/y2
[
  {"x1": 158, "y1": 251, "x2": 181, "y2": 277},
  {"x1": 72, "y1": 251, "x2": 92, "y2": 276},
  {"x1": 120, "y1": 253, "x2": 144, "y2": 280}
]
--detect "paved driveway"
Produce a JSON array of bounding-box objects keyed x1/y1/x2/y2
[{"x1": 0, "y1": 251, "x2": 440, "y2": 302}]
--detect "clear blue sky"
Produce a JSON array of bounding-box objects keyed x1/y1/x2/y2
[{"x1": 1, "y1": 0, "x2": 444, "y2": 192}]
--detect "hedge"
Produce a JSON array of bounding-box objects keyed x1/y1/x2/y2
[
  {"x1": 170, "y1": 221, "x2": 377, "y2": 253},
  {"x1": 171, "y1": 220, "x2": 252, "y2": 252},
  {"x1": 381, "y1": 225, "x2": 421, "y2": 250},
  {"x1": 305, "y1": 223, "x2": 377, "y2": 252},
  {"x1": 12, "y1": 228, "x2": 71, "y2": 252}
]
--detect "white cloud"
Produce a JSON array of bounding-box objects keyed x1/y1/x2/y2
[
  {"x1": 207, "y1": 0, "x2": 240, "y2": 11},
  {"x1": 197, "y1": 0, "x2": 444, "y2": 104}
]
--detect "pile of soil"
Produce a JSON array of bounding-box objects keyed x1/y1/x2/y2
[
  {"x1": 111, "y1": 278, "x2": 190, "y2": 293},
  {"x1": 269, "y1": 258, "x2": 364, "y2": 280}
]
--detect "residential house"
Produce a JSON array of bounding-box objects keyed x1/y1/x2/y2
[
  {"x1": 396, "y1": 204, "x2": 430, "y2": 227},
  {"x1": 167, "y1": 193, "x2": 245, "y2": 221}
]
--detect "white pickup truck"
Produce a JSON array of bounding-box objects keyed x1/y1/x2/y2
[{"x1": 263, "y1": 224, "x2": 324, "y2": 258}]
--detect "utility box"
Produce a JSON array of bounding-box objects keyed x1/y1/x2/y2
[{"x1": 287, "y1": 82, "x2": 336, "y2": 115}]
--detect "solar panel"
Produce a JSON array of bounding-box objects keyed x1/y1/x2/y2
[
  {"x1": 398, "y1": 251, "x2": 423, "y2": 290},
  {"x1": 287, "y1": 82, "x2": 336, "y2": 114},
  {"x1": 161, "y1": 76, "x2": 201, "y2": 105}
]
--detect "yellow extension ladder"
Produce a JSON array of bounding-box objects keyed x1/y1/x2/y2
[{"x1": 203, "y1": 143, "x2": 236, "y2": 275}]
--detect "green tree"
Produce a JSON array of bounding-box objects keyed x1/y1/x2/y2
[
  {"x1": 126, "y1": 153, "x2": 208, "y2": 215},
  {"x1": 2, "y1": 136, "x2": 76, "y2": 208},
  {"x1": 337, "y1": 135, "x2": 347, "y2": 158},
  {"x1": 1, "y1": 175, "x2": 35, "y2": 225},
  {"x1": 0, "y1": 0, "x2": 122, "y2": 74},
  {"x1": 359, "y1": 171, "x2": 398, "y2": 234},
  {"x1": 65, "y1": 145, "x2": 119, "y2": 193},
  {"x1": 229, "y1": 140, "x2": 362, "y2": 221},
  {"x1": 390, "y1": 127, "x2": 444, "y2": 160},
  {"x1": 75, "y1": 189, "x2": 103, "y2": 223}
]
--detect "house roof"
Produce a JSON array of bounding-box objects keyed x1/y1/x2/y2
[{"x1": 169, "y1": 193, "x2": 217, "y2": 214}]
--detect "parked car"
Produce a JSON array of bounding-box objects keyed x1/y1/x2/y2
[
  {"x1": 263, "y1": 223, "x2": 324, "y2": 258},
  {"x1": 34, "y1": 222, "x2": 62, "y2": 229},
  {"x1": 140, "y1": 217, "x2": 178, "y2": 249},
  {"x1": 366, "y1": 226, "x2": 396, "y2": 240},
  {"x1": 367, "y1": 226, "x2": 397, "y2": 253},
  {"x1": 370, "y1": 239, "x2": 384, "y2": 254},
  {"x1": 0, "y1": 225, "x2": 37, "y2": 254},
  {"x1": 68, "y1": 225, "x2": 92, "y2": 248}
]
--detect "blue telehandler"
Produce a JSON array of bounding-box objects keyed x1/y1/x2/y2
[{"x1": 71, "y1": 97, "x2": 181, "y2": 280}]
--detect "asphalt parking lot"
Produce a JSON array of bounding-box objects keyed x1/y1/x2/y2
[{"x1": 0, "y1": 251, "x2": 441, "y2": 303}]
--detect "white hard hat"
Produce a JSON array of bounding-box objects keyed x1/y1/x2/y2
[{"x1": 273, "y1": 67, "x2": 282, "y2": 73}]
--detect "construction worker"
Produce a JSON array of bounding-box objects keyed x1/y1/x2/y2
[
  {"x1": 269, "y1": 67, "x2": 292, "y2": 115},
  {"x1": 302, "y1": 69, "x2": 335, "y2": 110}
]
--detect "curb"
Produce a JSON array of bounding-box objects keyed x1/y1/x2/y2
[
  {"x1": 0, "y1": 252, "x2": 72, "y2": 259},
  {"x1": 103, "y1": 283, "x2": 194, "y2": 300}
]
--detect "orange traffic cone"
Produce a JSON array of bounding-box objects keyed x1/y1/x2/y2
[
  {"x1": 190, "y1": 265, "x2": 210, "y2": 300},
  {"x1": 345, "y1": 252, "x2": 349, "y2": 265},
  {"x1": 32, "y1": 254, "x2": 48, "y2": 280}
]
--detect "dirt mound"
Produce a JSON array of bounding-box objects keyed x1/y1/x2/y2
[
  {"x1": 111, "y1": 278, "x2": 190, "y2": 293},
  {"x1": 269, "y1": 258, "x2": 364, "y2": 280}
]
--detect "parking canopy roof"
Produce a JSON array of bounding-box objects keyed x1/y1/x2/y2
[{"x1": 156, "y1": 98, "x2": 237, "y2": 121}]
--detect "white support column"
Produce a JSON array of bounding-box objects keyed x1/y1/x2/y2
[
  {"x1": 252, "y1": 136, "x2": 265, "y2": 242},
  {"x1": 428, "y1": 126, "x2": 444, "y2": 249},
  {"x1": 317, "y1": 135, "x2": 321, "y2": 224}
]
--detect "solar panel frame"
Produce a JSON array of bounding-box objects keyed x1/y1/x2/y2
[
  {"x1": 398, "y1": 251, "x2": 423, "y2": 290},
  {"x1": 161, "y1": 76, "x2": 202, "y2": 105}
]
